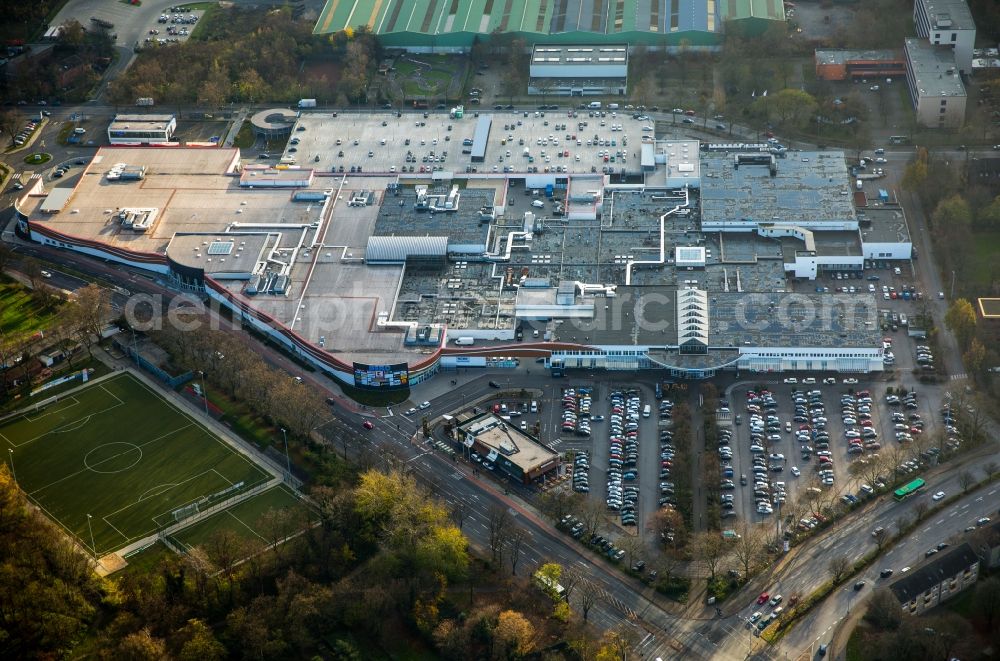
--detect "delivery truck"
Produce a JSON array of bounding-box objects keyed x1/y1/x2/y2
[
  {"x1": 298, "y1": 99, "x2": 317, "y2": 109},
  {"x1": 452, "y1": 337, "x2": 475, "y2": 346}
]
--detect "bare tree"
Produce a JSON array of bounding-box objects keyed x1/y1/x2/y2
[
  {"x1": 913, "y1": 500, "x2": 929, "y2": 521},
  {"x1": 507, "y1": 527, "x2": 526, "y2": 576},
  {"x1": 578, "y1": 582, "x2": 597, "y2": 621},
  {"x1": 730, "y1": 522, "x2": 766, "y2": 579},
  {"x1": 450, "y1": 500, "x2": 469, "y2": 531},
  {"x1": 692, "y1": 531, "x2": 728, "y2": 581},
  {"x1": 560, "y1": 565, "x2": 583, "y2": 602},
  {"x1": 959, "y1": 470, "x2": 975, "y2": 494},
  {"x1": 487, "y1": 504, "x2": 510, "y2": 564},
  {"x1": 620, "y1": 535, "x2": 643, "y2": 570},
  {"x1": 828, "y1": 555, "x2": 851, "y2": 583},
  {"x1": 579, "y1": 499, "x2": 605, "y2": 541},
  {"x1": 65, "y1": 284, "x2": 112, "y2": 358},
  {"x1": 983, "y1": 461, "x2": 999, "y2": 483}
]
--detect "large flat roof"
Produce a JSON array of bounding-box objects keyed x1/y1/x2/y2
[
  {"x1": 569, "y1": 287, "x2": 880, "y2": 350},
  {"x1": 905, "y1": 39, "x2": 967, "y2": 98},
  {"x1": 700, "y1": 151, "x2": 857, "y2": 227}
]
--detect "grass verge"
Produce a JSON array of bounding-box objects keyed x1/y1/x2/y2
[{"x1": 233, "y1": 121, "x2": 255, "y2": 148}]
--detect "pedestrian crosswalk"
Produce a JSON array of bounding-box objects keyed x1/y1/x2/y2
[{"x1": 950, "y1": 373, "x2": 967, "y2": 381}]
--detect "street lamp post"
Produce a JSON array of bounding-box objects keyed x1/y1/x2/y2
[
  {"x1": 198, "y1": 370, "x2": 209, "y2": 417},
  {"x1": 86, "y1": 514, "x2": 96, "y2": 560},
  {"x1": 7, "y1": 448, "x2": 15, "y2": 485},
  {"x1": 280, "y1": 427, "x2": 291, "y2": 479},
  {"x1": 950, "y1": 270, "x2": 956, "y2": 299}
]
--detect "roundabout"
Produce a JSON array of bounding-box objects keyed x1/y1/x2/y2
[{"x1": 24, "y1": 152, "x2": 52, "y2": 165}]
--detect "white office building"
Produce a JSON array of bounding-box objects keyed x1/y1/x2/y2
[
  {"x1": 904, "y1": 38, "x2": 967, "y2": 129},
  {"x1": 107, "y1": 114, "x2": 177, "y2": 145},
  {"x1": 528, "y1": 45, "x2": 628, "y2": 96},
  {"x1": 913, "y1": 0, "x2": 976, "y2": 74}
]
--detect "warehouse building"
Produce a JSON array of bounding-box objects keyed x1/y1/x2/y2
[
  {"x1": 904, "y1": 38, "x2": 967, "y2": 129},
  {"x1": 314, "y1": 0, "x2": 784, "y2": 50},
  {"x1": 528, "y1": 45, "x2": 627, "y2": 96}
]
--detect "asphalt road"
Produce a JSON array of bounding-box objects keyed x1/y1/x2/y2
[{"x1": 701, "y1": 444, "x2": 1000, "y2": 660}]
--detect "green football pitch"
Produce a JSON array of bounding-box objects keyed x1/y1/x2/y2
[{"x1": 0, "y1": 372, "x2": 272, "y2": 556}]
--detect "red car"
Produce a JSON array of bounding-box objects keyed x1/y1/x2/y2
[
  {"x1": 757, "y1": 592, "x2": 770, "y2": 605},
  {"x1": 362, "y1": 420, "x2": 374, "y2": 430}
]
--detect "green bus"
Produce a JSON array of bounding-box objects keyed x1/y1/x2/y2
[{"x1": 893, "y1": 477, "x2": 925, "y2": 501}]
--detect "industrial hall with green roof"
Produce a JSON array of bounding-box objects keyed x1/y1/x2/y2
[{"x1": 314, "y1": 0, "x2": 785, "y2": 50}]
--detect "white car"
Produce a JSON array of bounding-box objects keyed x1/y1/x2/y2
[
  {"x1": 802, "y1": 377, "x2": 816, "y2": 384},
  {"x1": 783, "y1": 378, "x2": 798, "y2": 384},
  {"x1": 790, "y1": 466, "x2": 800, "y2": 477},
  {"x1": 932, "y1": 491, "x2": 945, "y2": 501},
  {"x1": 843, "y1": 378, "x2": 858, "y2": 384},
  {"x1": 419, "y1": 401, "x2": 431, "y2": 409}
]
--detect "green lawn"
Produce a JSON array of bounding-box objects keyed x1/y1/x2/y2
[
  {"x1": 171, "y1": 484, "x2": 311, "y2": 549},
  {"x1": 0, "y1": 277, "x2": 63, "y2": 335},
  {"x1": 967, "y1": 231, "x2": 1000, "y2": 292},
  {"x1": 0, "y1": 372, "x2": 272, "y2": 556}
]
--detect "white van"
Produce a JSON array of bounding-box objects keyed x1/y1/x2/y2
[
  {"x1": 530, "y1": 401, "x2": 538, "y2": 413},
  {"x1": 73, "y1": 128, "x2": 86, "y2": 135},
  {"x1": 531, "y1": 199, "x2": 544, "y2": 208},
  {"x1": 608, "y1": 103, "x2": 619, "y2": 110},
  {"x1": 642, "y1": 404, "x2": 651, "y2": 418},
  {"x1": 588, "y1": 101, "x2": 602, "y2": 109}
]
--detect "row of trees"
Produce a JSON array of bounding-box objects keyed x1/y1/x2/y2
[
  {"x1": 106, "y1": 10, "x2": 378, "y2": 107},
  {"x1": 152, "y1": 321, "x2": 327, "y2": 441}
]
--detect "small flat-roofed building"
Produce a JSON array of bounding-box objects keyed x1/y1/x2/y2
[
  {"x1": 239, "y1": 166, "x2": 314, "y2": 188},
  {"x1": 660, "y1": 140, "x2": 701, "y2": 188},
  {"x1": 904, "y1": 38, "x2": 967, "y2": 129},
  {"x1": 858, "y1": 207, "x2": 912, "y2": 261},
  {"x1": 457, "y1": 412, "x2": 560, "y2": 484},
  {"x1": 107, "y1": 114, "x2": 177, "y2": 144},
  {"x1": 913, "y1": 0, "x2": 975, "y2": 74},
  {"x1": 814, "y1": 49, "x2": 906, "y2": 81},
  {"x1": 889, "y1": 542, "x2": 980, "y2": 615},
  {"x1": 528, "y1": 45, "x2": 627, "y2": 96}
]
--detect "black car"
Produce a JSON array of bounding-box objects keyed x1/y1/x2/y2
[
  {"x1": 880, "y1": 568, "x2": 893, "y2": 578},
  {"x1": 488, "y1": 380, "x2": 501, "y2": 388}
]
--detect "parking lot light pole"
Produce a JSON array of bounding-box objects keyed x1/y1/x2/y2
[
  {"x1": 197, "y1": 370, "x2": 209, "y2": 417},
  {"x1": 280, "y1": 428, "x2": 291, "y2": 479},
  {"x1": 87, "y1": 514, "x2": 96, "y2": 560},
  {"x1": 7, "y1": 448, "x2": 15, "y2": 486}
]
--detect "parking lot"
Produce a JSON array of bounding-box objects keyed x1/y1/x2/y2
[
  {"x1": 539, "y1": 382, "x2": 671, "y2": 544},
  {"x1": 725, "y1": 376, "x2": 947, "y2": 531},
  {"x1": 286, "y1": 109, "x2": 658, "y2": 176},
  {"x1": 141, "y1": 8, "x2": 204, "y2": 48}
]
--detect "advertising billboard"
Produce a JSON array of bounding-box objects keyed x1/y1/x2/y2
[{"x1": 353, "y1": 362, "x2": 410, "y2": 389}]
